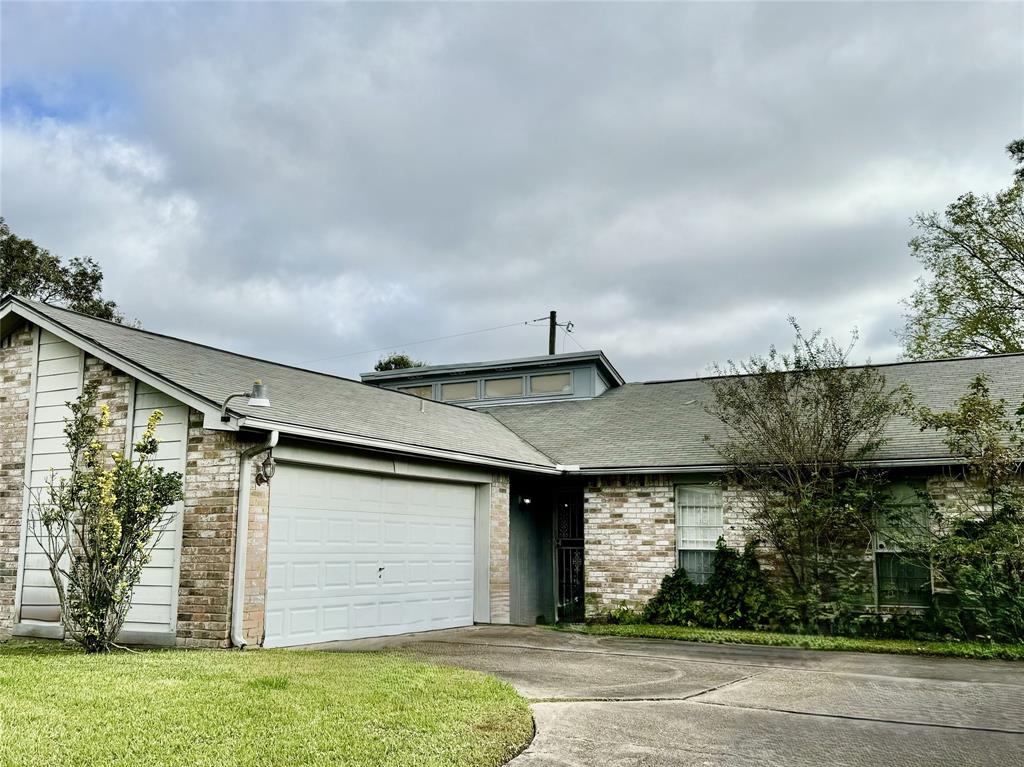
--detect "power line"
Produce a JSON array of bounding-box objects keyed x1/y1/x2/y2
[
  {"x1": 562, "y1": 325, "x2": 587, "y2": 351},
  {"x1": 301, "y1": 319, "x2": 540, "y2": 364}
]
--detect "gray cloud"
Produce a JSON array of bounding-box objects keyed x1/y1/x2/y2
[{"x1": 2, "y1": 1, "x2": 1021, "y2": 381}]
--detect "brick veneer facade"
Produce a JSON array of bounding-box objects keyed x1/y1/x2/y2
[
  {"x1": 0, "y1": 326, "x2": 35, "y2": 635},
  {"x1": 84, "y1": 355, "x2": 132, "y2": 452},
  {"x1": 177, "y1": 411, "x2": 242, "y2": 647},
  {"x1": 584, "y1": 475, "x2": 676, "y2": 615},
  {"x1": 582, "y1": 472, "x2": 986, "y2": 617},
  {"x1": 241, "y1": 451, "x2": 270, "y2": 645},
  {"x1": 489, "y1": 472, "x2": 511, "y2": 623}
]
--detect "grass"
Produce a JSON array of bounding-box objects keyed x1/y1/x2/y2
[
  {"x1": 0, "y1": 639, "x2": 533, "y2": 767},
  {"x1": 556, "y1": 623, "x2": 1024, "y2": 661}
]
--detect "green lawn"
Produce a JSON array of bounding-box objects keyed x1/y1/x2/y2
[
  {"x1": 0, "y1": 639, "x2": 533, "y2": 767},
  {"x1": 557, "y1": 623, "x2": 1024, "y2": 661}
]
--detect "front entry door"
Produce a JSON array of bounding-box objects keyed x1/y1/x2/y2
[{"x1": 555, "y1": 489, "x2": 584, "y2": 623}]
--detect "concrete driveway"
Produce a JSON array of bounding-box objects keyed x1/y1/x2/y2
[{"x1": 319, "y1": 626, "x2": 1024, "y2": 766}]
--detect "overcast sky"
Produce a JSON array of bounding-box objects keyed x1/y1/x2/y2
[{"x1": 2, "y1": 2, "x2": 1022, "y2": 382}]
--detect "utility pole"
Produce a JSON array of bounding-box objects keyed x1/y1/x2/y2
[{"x1": 548, "y1": 310, "x2": 557, "y2": 355}]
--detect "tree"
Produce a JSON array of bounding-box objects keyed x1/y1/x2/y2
[
  {"x1": 900, "y1": 146, "x2": 1024, "y2": 359},
  {"x1": 31, "y1": 382, "x2": 183, "y2": 653},
  {"x1": 1009, "y1": 137, "x2": 1024, "y2": 182},
  {"x1": 1, "y1": 217, "x2": 122, "y2": 321},
  {"x1": 906, "y1": 375, "x2": 1024, "y2": 641},
  {"x1": 914, "y1": 375, "x2": 1023, "y2": 511},
  {"x1": 704, "y1": 320, "x2": 908, "y2": 627},
  {"x1": 374, "y1": 352, "x2": 427, "y2": 372}
]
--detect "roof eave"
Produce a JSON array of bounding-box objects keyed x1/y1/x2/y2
[
  {"x1": 569, "y1": 456, "x2": 969, "y2": 475},
  {"x1": 239, "y1": 416, "x2": 562, "y2": 475},
  {"x1": 1, "y1": 297, "x2": 233, "y2": 428}
]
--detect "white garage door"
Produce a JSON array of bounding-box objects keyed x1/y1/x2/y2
[{"x1": 264, "y1": 463, "x2": 477, "y2": 647}]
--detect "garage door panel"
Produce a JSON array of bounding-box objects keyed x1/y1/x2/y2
[
  {"x1": 326, "y1": 519, "x2": 353, "y2": 545},
  {"x1": 290, "y1": 562, "x2": 320, "y2": 591},
  {"x1": 355, "y1": 518, "x2": 380, "y2": 544},
  {"x1": 324, "y1": 562, "x2": 351, "y2": 588},
  {"x1": 264, "y1": 464, "x2": 476, "y2": 647},
  {"x1": 293, "y1": 516, "x2": 325, "y2": 544}
]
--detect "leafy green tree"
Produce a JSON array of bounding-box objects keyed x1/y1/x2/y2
[
  {"x1": 705, "y1": 320, "x2": 908, "y2": 627},
  {"x1": 903, "y1": 375, "x2": 1024, "y2": 641},
  {"x1": 914, "y1": 375, "x2": 1023, "y2": 510},
  {"x1": 1, "y1": 217, "x2": 122, "y2": 321},
  {"x1": 1008, "y1": 137, "x2": 1024, "y2": 182},
  {"x1": 900, "y1": 149, "x2": 1024, "y2": 359},
  {"x1": 31, "y1": 382, "x2": 183, "y2": 653},
  {"x1": 374, "y1": 352, "x2": 427, "y2": 372}
]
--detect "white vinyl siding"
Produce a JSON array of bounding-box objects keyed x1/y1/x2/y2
[
  {"x1": 19, "y1": 330, "x2": 83, "y2": 625},
  {"x1": 122, "y1": 382, "x2": 187, "y2": 635},
  {"x1": 675, "y1": 485, "x2": 723, "y2": 584}
]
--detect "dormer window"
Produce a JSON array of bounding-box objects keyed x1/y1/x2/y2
[
  {"x1": 441, "y1": 381, "x2": 478, "y2": 401},
  {"x1": 360, "y1": 351, "x2": 622, "y2": 408},
  {"x1": 484, "y1": 377, "x2": 524, "y2": 398},
  {"x1": 398, "y1": 384, "x2": 433, "y2": 400},
  {"x1": 529, "y1": 372, "x2": 572, "y2": 395}
]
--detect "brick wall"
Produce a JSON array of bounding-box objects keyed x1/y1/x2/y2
[
  {"x1": 584, "y1": 474, "x2": 676, "y2": 616},
  {"x1": 241, "y1": 450, "x2": 270, "y2": 645},
  {"x1": 489, "y1": 472, "x2": 511, "y2": 623},
  {"x1": 582, "y1": 470, "x2": 1000, "y2": 618},
  {"x1": 177, "y1": 410, "x2": 241, "y2": 647},
  {"x1": 84, "y1": 355, "x2": 132, "y2": 451},
  {"x1": 0, "y1": 326, "x2": 35, "y2": 634}
]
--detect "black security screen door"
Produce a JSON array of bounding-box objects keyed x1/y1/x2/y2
[{"x1": 555, "y1": 489, "x2": 584, "y2": 623}]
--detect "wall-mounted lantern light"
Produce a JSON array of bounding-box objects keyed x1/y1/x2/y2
[
  {"x1": 255, "y1": 453, "x2": 276, "y2": 486},
  {"x1": 220, "y1": 380, "x2": 271, "y2": 422}
]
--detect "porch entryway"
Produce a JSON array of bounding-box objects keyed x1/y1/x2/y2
[{"x1": 509, "y1": 478, "x2": 584, "y2": 625}]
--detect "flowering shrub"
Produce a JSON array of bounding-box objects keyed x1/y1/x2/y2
[{"x1": 32, "y1": 381, "x2": 183, "y2": 653}]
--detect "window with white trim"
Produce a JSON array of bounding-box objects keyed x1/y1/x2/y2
[{"x1": 675, "y1": 484, "x2": 723, "y2": 584}]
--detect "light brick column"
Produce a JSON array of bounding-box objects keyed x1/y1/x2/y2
[
  {"x1": 177, "y1": 411, "x2": 241, "y2": 647},
  {"x1": 488, "y1": 472, "x2": 511, "y2": 623},
  {"x1": 242, "y1": 451, "x2": 271, "y2": 645},
  {"x1": 584, "y1": 474, "x2": 676, "y2": 617},
  {"x1": 83, "y1": 356, "x2": 132, "y2": 450},
  {"x1": 0, "y1": 327, "x2": 35, "y2": 634}
]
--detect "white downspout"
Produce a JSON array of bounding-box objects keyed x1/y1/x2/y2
[{"x1": 231, "y1": 430, "x2": 279, "y2": 649}]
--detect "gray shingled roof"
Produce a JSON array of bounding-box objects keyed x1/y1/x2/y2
[
  {"x1": 9, "y1": 295, "x2": 1022, "y2": 475},
  {"x1": 486, "y1": 354, "x2": 1024, "y2": 471},
  {"x1": 5, "y1": 297, "x2": 556, "y2": 470}
]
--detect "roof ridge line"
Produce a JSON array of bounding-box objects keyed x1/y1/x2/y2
[{"x1": 640, "y1": 350, "x2": 1024, "y2": 386}]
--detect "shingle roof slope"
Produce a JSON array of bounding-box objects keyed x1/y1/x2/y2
[
  {"x1": 486, "y1": 355, "x2": 1024, "y2": 470},
  {"x1": 10, "y1": 298, "x2": 555, "y2": 469}
]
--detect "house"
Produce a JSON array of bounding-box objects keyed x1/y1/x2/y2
[{"x1": 1, "y1": 294, "x2": 1021, "y2": 648}]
